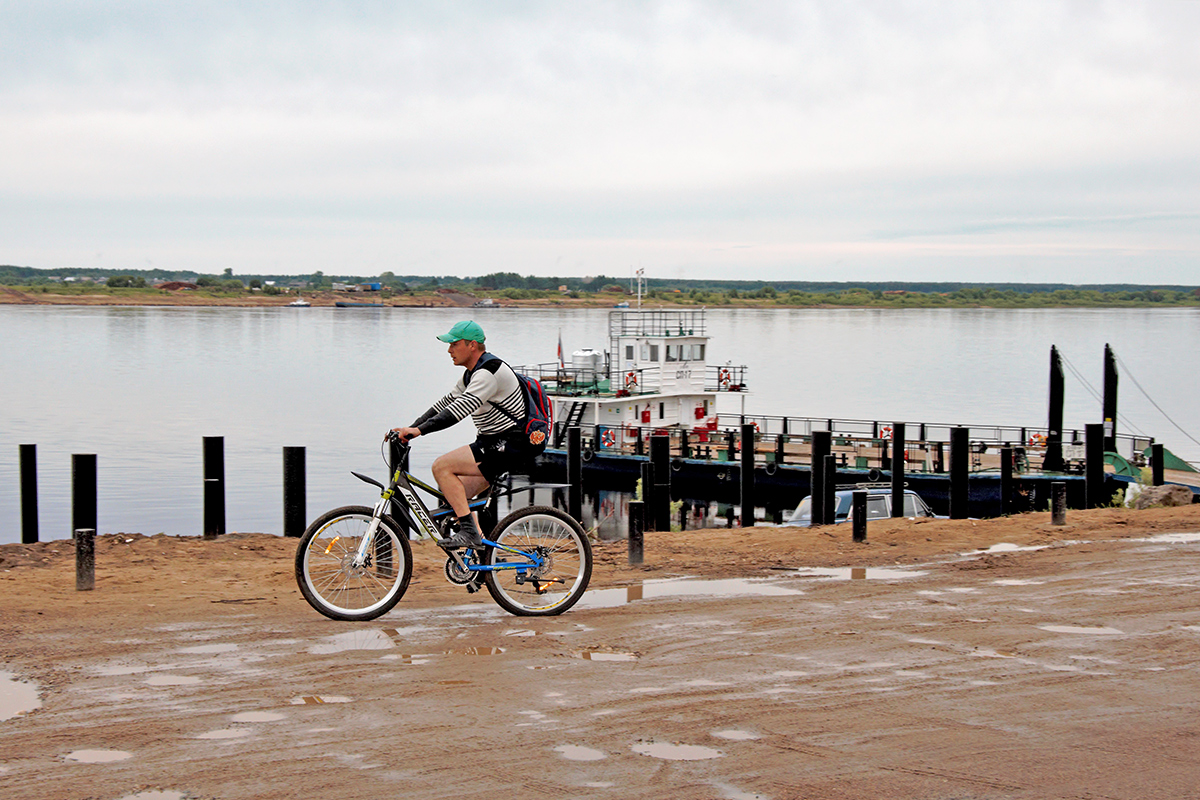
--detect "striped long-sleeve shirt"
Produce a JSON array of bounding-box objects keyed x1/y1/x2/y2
[{"x1": 411, "y1": 353, "x2": 524, "y2": 437}]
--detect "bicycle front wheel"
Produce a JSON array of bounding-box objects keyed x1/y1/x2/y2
[
  {"x1": 483, "y1": 505, "x2": 592, "y2": 616},
  {"x1": 295, "y1": 506, "x2": 413, "y2": 621}
]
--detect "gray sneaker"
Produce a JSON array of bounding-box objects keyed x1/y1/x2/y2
[{"x1": 439, "y1": 516, "x2": 484, "y2": 549}]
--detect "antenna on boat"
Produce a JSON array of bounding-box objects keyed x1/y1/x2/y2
[{"x1": 635, "y1": 267, "x2": 644, "y2": 311}]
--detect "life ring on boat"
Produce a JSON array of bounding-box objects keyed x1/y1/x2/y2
[
  {"x1": 718, "y1": 368, "x2": 732, "y2": 389},
  {"x1": 879, "y1": 425, "x2": 893, "y2": 439},
  {"x1": 625, "y1": 371, "x2": 638, "y2": 388},
  {"x1": 600, "y1": 429, "x2": 617, "y2": 448},
  {"x1": 1028, "y1": 433, "x2": 1046, "y2": 447}
]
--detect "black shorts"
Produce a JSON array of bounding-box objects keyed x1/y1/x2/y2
[{"x1": 469, "y1": 429, "x2": 532, "y2": 484}]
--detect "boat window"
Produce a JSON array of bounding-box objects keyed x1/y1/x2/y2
[
  {"x1": 659, "y1": 402, "x2": 665, "y2": 419},
  {"x1": 649, "y1": 344, "x2": 659, "y2": 361},
  {"x1": 666, "y1": 345, "x2": 678, "y2": 362},
  {"x1": 694, "y1": 344, "x2": 705, "y2": 361},
  {"x1": 625, "y1": 345, "x2": 634, "y2": 361}
]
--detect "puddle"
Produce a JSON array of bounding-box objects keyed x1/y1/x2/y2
[
  {"x1": 145, "y1": 675, "x2": 201, "y2": 686},
  {"x1": 583, "y1": 578, "x2": 803, "y2": 609},
  {"x1": 446, "y1": 647, "x2": 505, "y2": 656},
  {"x1": 632, "y1": 741, "x2": 723, "y2": 760},
  {"x1": 578, "y1": 651, "x2": 638, "y2": 662},
  {"x1": 231, "y1": 711, "x2": 285, "y2": 723},
  {"x1": 379, "y1": 654, "x2": 433, "y2": 664},
  {"x1": 178, "y1": 644, "x2": 239, "y2": 654},
  {"x1": 790, "y1": 567, "x2": 928, "y2": 581},
  {"x1": 1, "y1": 672, "x2": 42, "y2": 721},
  {"x1": 65, "y1": 749, "x2": 133, "y2": 763},
  {"x1": 196, "y1": 729, "x2": 252, "y2": 740},
  {"x1": 1039, "y1": 625, "x2": 1124, "y2": 635},
  {"x1": 554, "y1": 744, "x2": 607, "y2": 761},
  {"x1": 993, "y1": 579, "x2": 1044, "y2": 586},
  {"x1": 117, "y1": 792, "x2": 187, "y2": 800},
  {"x1": 308, "y1": 629, "x2": 397, "y2": 654},
  {"x1": 712, "y1": 729, "x2": 760, "y2": 741},
  {"x1": 966, "y1": 543, "x2": 1051, "y2": 555},
  {"x1": 290, "y1": 695, "x2": 351, "y2": 705},
  {"x1": 1135, "y1": 532, "x2": 1200, "y2": 544}
]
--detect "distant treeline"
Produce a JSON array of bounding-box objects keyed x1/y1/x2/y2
[{"x1": 3, "y1": 264, "x2": 1198, "y2": 306}]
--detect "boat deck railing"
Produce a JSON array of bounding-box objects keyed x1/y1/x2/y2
[{"x1": 515, "y1": 362, "x2": 748, "y2": 397}]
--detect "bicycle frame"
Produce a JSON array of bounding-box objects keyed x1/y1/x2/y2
[{"x1": 349, "y1": 453, "x2": 569, "y2": 581}]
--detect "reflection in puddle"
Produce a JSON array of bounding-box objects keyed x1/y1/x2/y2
[
  {"x1": 65, "y1": 749, "x2": 132, "y2": 763},
  {"x1": 1, "y1": 672, "x2": 41, "y2": 721},
  {"x1": 231, "y1": 711, "x2": 285, "y2": 723},
  {"x1": 584, "y1": 578, "x2": 803, "y2": 609},
  {"x1": 966, "y1": 543, "x2": 1051, "y2": 555},
  {"x1": 309, "y1": 629, "x2": 397, "y2": 654},
  {"x1": 791, "y1": 567, "x2": 927, "y2": 581},
  {"x1": 632, "y1": 741, "x2": 723, "y2": 760},
  {"x1": 117, "y1": 792, "x2": 187, "y2": 800},
  {"x1": 993, "y1": 579, "x2": 1044, "y2": 586},
  {"x1": 578, "y1": 651, "x2": 638, "y2": 662},
  {"x1": 145, "y1": 675, "x2": 201, "y2": 686},
  {"x1": 197, "y1": 729, "x2": 251, "y2": 740},
  {"x1": 446, "y1": 647, "x2": 505, "y2": 656},
  {"x1": 290, "y1": 695, "x2": 351, "y2": 705},
  {"x1": 1039, "y1": 624, "x2": 1124, "y2": 635},
  {"x1": 554, "y1": 744, "x2": 606, "y2": 761}
]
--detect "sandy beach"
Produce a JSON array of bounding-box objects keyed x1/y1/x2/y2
[{"x1": 3, "y1": 504, "x2": 1200, "y2": 799}]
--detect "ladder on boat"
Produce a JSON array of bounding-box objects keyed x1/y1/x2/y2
[{"x1": 555, "y1": 401, "x2": 588, "y2": 446}]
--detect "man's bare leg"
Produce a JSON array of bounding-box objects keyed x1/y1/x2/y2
[{"x1": 431, "y1": 445, "x2": 490, "y2": 518}]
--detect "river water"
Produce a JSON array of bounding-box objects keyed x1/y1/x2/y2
[{"x1": 2, "y1": 304, "x2": 1197, "y2": 543}]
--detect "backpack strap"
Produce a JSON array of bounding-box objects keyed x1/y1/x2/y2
[{"x1": 465, "y1": 353, "x2": 524, "y2": 425}]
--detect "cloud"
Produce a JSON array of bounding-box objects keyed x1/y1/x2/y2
[{"x1": 1, "y1": 1, "x2": 1198, "y2": 280}]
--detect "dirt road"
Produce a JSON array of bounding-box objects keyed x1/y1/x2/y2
[{"x1": 3, "y1": 506, "x2": 1200, "y2": 799}]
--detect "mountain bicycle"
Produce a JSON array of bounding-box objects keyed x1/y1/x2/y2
[{"x1": 294, "y1": 435, "x2": 592, "y2": 621}]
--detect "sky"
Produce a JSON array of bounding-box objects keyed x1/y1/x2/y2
[{"x1": 2, "y1": 1, "x2": 1199, "y2": 283}]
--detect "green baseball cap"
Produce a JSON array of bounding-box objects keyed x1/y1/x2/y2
[{"x1": 436, "y1": 320, "x2": 486, "y2": 344}]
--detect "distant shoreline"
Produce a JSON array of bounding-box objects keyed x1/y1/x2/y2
[{"x1": 2, "y1": 286, "x2": 1197, "y2": 311}]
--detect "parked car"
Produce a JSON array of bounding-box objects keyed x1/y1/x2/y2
[{"x1": 785, "y1": 487, "x2": 941, "y2": 527}]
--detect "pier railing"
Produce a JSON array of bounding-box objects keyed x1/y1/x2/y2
[
  {"x1": 554, "y1": 413, "x2": 1154, "y2": 474},
  {"x1": 516, "y1": 362, "x2": 750, "y2": 397}
]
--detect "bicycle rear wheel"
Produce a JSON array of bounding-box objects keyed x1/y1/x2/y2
[
  {"x1": 483, "y1": 505, "x2": 591, "y2": 616},
  {"x1": 295, "y1": 506, "x2": 413, "y2": 621}
]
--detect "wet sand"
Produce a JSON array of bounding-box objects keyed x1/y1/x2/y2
[{"x1": 3, "y1": 505, "x2": 1200, "y2": 799}]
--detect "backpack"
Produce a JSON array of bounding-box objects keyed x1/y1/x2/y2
[{"x1": 467, "y1": 354, "x2": 553, "y2": 455}]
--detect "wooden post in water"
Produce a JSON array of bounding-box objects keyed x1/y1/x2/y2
[
  {"x1": 20, "y1": 444, "x2": 38, "y2": 544},
  {"x1": 1085, "y1": 423, "x2": 1105, "y2": 508},
  {"x1": 567, "y1": 427, "x2": 583, "y2": 522},
  {"x1": 202, "y1": 436, "x2": 225, "y2": 539},
  {"x1": 628, "y1": 500, "x2": 644, "y2": 565},
  {"x1": 890, "y1": 423, "x2": 906, "y2": 517},
  {"x1": 1044, "y1": 346, "x2": 1065, "y2": 471},
  {"x1": 810, "y1": 430, "x2": 831, "y2": 526},
  {"x1": 650, "y1": 433, "x2": 671, "y2": 532},
  {"x1": 851, "y1": 491, "x2": 867, "y2": 543},
  {"x1": 283, "y1": 446, "x2": 306, "y2": 537},
  {"x1": 75, "y1": 528, "x2": 95, "y2": 591},
  {"x1": 1151, "y1": 442, "x2": 1165, "y2": 486},
  {"x1": 1051, "y1": 482, "x2": 1067, "y2": 525},
  {"x1": 1103, "y1": 344, "x2": 1118, "y2": 454},
  {"x1": 72, "y1": 453, "x2": 97, "y2": 541},
  {"x1": 949, "y1": 427, "x2": 969, "y2": 519},
  {"x1": 740, "y1": 423, "x2": 756, "y2": 528}
]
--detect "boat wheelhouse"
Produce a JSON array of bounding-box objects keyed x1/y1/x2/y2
[{"x1": 518, "y1": 308, "x2": 748, "y2": 449}]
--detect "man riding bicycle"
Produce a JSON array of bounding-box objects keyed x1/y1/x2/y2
[{"x1": 390, "y1": 320, "x2": 530, "y2": 550}]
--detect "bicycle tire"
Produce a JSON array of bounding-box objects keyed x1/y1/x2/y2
[
  {"x1": 295, "y1": 505, "x2": 413, "y2": 621},
  {"x1": 483, "y1": 505, "x2": 592, "y2": 616}
]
